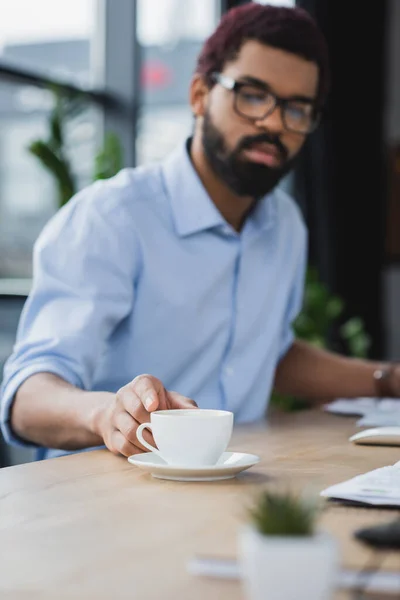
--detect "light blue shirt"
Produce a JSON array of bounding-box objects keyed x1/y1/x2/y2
[{"x1": 0, "y1": 139, "x2": 307, "y2": 459}]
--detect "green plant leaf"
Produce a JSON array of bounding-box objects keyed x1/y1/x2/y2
[
  {"x1": 93, "y1": 132, "x2": 123, "y2": 181},
  {"x1": 325, "y1": 296, "x2": 344, "y2": 320},
  {"x1": 28, "y1": 140, "x2": 76, "y2": 206},
  {"x1": 270, "y1": 391, "x2": 310, "y2": 412},
  {"x1": 340, "y1": 317, "x2": 364, "y2": 338},
  {"x1": 348, "y1": 335, "x2": 371, "y2": 358},
  {"x1": 248, "y1": 489, "x2": 319, "y2": 536},
  {"x1": 49, "y1": 108, "x2": 63, "y2": 150}
]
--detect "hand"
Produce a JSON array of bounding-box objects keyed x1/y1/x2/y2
[{"x1": 97, "y1": 374, "x2": 197, "y2": 457}]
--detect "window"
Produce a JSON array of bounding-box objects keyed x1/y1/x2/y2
[
  {"x1": 0, "y1": 0, "x2": 227, "y2": 278},
  {"x1": 0, "y1": 0, "x2": 100, "y2": 278},
  {"x1": 137, "y1": 0, "x2": 218, "y2": 47},
  {"x1": 0, "y1": 0, "x2": 96, "y2": 87},
  {"x1": 136, "y1": 0, "x2": 220, "y2": 164},
  {"x1": 254, "y1": 0, "x2": 296, "y2": 5}
]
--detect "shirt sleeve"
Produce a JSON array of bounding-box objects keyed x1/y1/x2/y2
[
  {"x1": 278, "y1": 220, "x2": 308, "y2": 360},
  {"x1": 0, "y1": 176, "x2": 139, "y2": 447}
]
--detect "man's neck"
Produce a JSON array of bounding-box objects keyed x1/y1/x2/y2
[{"x1": 189, "y1": 135, "x2": 255, "y2": 233}]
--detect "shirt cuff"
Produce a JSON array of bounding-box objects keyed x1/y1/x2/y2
[{"x1": 0, "y1": 361, "x2": 84, "y2": 448}]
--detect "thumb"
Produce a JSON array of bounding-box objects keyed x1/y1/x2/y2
[{"x1": 166, "y1": 390, "x2": 198, "y2": 409}]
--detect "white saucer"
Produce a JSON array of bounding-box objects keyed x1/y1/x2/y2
[{"x1": 127, "y1": 451, "x2": 260, "y2": 482}]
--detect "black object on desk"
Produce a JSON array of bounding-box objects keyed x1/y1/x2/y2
[
  {"x1": 354, "y1": 518, "x2": 400, "y2": 550},
  {"x1": 352, "y1": 518, "x2": 400, "y2": 599}
]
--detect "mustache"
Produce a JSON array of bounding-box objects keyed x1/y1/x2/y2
[{"x1": 236, "y1": 133, "x2": 288, "y2": 162}]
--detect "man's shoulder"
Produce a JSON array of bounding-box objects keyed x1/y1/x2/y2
[
  {"x1": 79, "y1": 161, "x2": 165, "y2": 216},
  {"x1": 36, "y1": 161, "x2": 166, "y2": 248}
]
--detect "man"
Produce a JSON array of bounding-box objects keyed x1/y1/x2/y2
[{"x1": 1, "y1": 3, "x2": 399, "y2": 461}]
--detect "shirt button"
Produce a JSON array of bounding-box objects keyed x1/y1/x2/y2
[{"x1": 225, "y1": 366, "x2": 234, "y2": 376}]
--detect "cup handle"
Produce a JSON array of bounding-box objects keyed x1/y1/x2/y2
[{"x1": 136, "y1": 422, "x2": 162, "y2": 457}]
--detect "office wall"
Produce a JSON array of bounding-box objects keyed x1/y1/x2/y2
[
  {"x1": 386, "y1": 0, "x2": 400, "y2": 143},
  {"x1": 383, "y1": 0, "x2": 400, "y2": 360}
]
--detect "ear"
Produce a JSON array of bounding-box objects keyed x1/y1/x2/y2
[{"x1": 189, "y1": 74, "x2": 209, "y2": 118}]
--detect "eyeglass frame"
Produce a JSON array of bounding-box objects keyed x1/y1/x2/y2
[{"x1": 210, "y1": 72, "x2": 321, "y2": 134}]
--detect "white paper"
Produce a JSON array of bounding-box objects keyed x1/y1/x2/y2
[
  {"x1": 321, "y1": 461, "x2": 400, "y2": 506},
  {"x1": 356, "y1": 409, "x2": 400, "y2": 427},
  {"x1": 324, "y1": 397, "x2": 400, "y2": 418},
  {"x1": 323, "y1": 398, "x2": 380, "y2": 416}
]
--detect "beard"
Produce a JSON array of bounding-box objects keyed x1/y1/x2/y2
[{"x1": 201, "y1": 110, "x2": 296, "y2": 199}]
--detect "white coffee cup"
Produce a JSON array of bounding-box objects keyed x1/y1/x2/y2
[{"x1": 136, "y1": 409, "x2": 234, "y2": 467}]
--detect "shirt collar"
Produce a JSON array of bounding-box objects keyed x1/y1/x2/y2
[
  {"x1": 162, "y1": 138, "x2": 277, "y2": 238},
  {"x1": 244, "y1": 189, "x2": 277, "y2": 235}
]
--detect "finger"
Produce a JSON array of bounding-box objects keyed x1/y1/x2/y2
[
  {"x1": 110, "y1": 430, "x2": 142, "y2": 458},
  {"x1": 130, "y1": 375, "x2": 168, "y2": 412},
  {"x1": 166, "y1": 390, "x2": 198, "y2": 409},
  {"x1": 118, "y1": 388, "x2": 151, "y2": 424},
  {"x1": 115, "y1": 410, "x2": 156, "y2": 451}
]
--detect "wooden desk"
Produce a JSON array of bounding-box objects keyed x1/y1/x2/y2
[{"x1": 1, "y1": 409, "x2": 400, "y2": 599}]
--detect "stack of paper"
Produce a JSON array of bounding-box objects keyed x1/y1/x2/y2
[
  {"x1": 323, "y1": 398, "x2": 400, "y2": 426},
  {"x1": 356, "y1": 410, "x2": 400, "y2": 427},
  {"x1": 321, "y1": 461, "x2": 400, "y2": 506},
  {"x1": 323, "y1": 397, "x2": 380, "y2": 416}
]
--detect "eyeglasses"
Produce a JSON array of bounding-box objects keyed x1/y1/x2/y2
[{"x1": 211, "y1": 72, "x2": 320, "y2": 135}]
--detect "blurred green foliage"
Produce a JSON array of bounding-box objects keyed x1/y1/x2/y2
[
  {"x1": 28, "y1": 86, "x2": 123, "y2": 207},
  {"x1": 271, "y1": 267, "x2": 371, "y2": 411}
]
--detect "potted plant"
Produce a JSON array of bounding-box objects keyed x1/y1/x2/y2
[{"x1": 238, "y1": 489, "x2": 338, "y2": 600}]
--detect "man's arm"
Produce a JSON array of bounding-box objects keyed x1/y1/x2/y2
[
  {"x1": 11, "y1": 373, "x2": 109, "y2": 450},
  {"x1": 11, "y1": 372, "x2": 196, "y2": 456},
  {"x1": 0, "y1": 181, "x2": 138, "y2": 449},
  {"x1": 273, "y1": 339, "x2": 398, "y2": 400},
  {"x1": 0, "y1": 179, "x2": 196, "y2": 457}
]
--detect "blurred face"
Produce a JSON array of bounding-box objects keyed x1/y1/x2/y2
[{"x1": 191, "y1": 41, "x2": 319, "y2": 197}]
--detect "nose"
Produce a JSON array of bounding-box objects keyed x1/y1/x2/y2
[{"x1": 254, "y1": 105, "x2": 285, "y2": 134}]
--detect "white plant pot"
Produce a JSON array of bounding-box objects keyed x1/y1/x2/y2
[{"x1": 238, "y1": 525, "x2": 339, "y2": 600}]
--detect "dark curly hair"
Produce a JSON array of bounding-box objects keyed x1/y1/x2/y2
[{"x1": 195, "y1": 3, "x2": 330, "y2": 107}]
